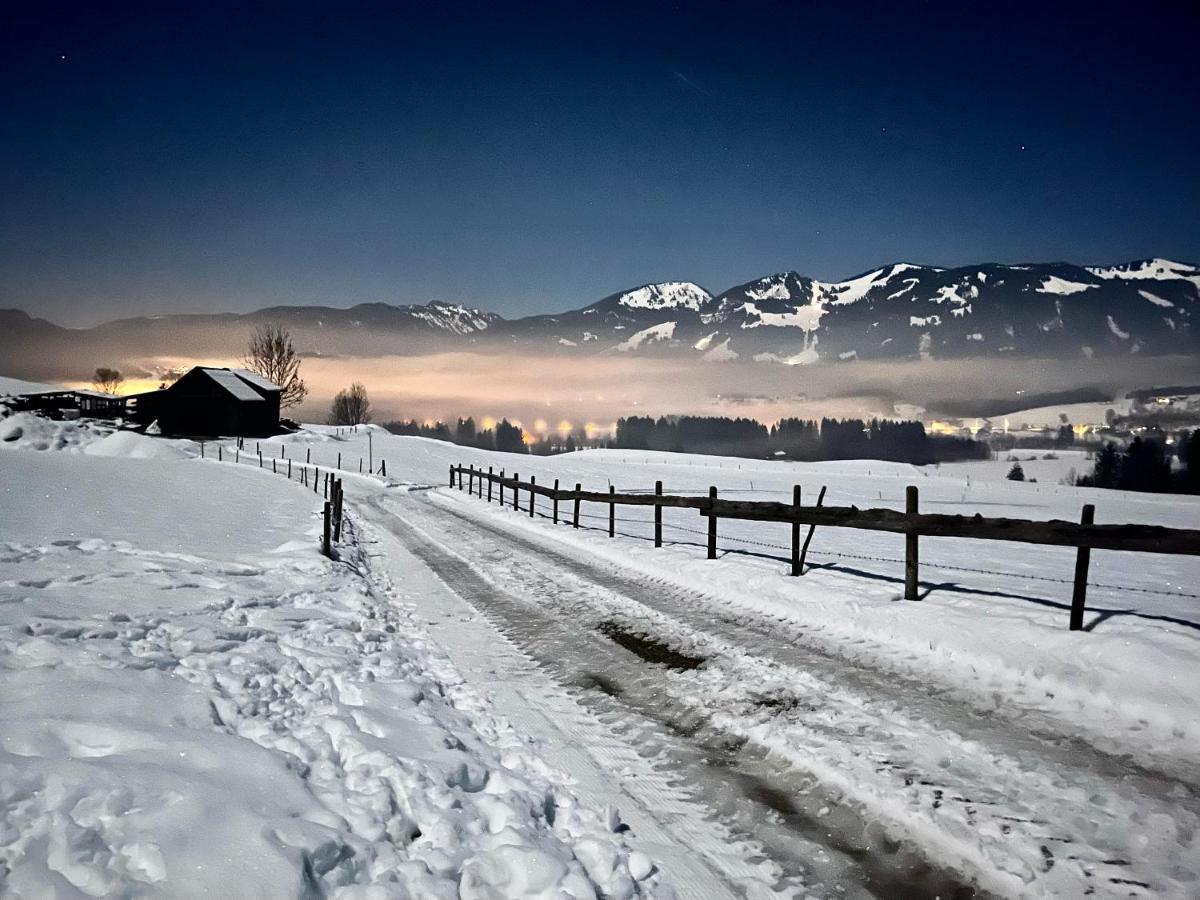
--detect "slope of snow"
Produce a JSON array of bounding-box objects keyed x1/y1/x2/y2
[
  {"x1": 1086, "y1": 257, "x2": 1200, "y2": 290},
  {"x1": 616, "y1": 282, "x2": 710, "y2": 311},
  {"x1": 742, "y1": 275, "x2": 794, "y2": 302},
  {"x1": 702, "y1": 338, "x2": 738, "y2": 361},
  {"x1": 1139, "y1": 289, "x2": 1174, "y2": 308},
  {"x1": 737, "y1": 301, "x2": 824, "y2": 331},
  {"x1": 613, "y1": 321, "x2": 676, "y2": 352},
  {"x1": 0, "y1": 375, "x2": 59, "y2": 396},
  {"x1": 816, "y1": 263, "x2": 923, "y2": 306},
  {"x1": 1037, "y1": 275, "x2": 1095, "y2": 295}
]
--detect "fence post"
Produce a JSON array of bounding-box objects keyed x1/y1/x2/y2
[
  {"x1": 573, "y1": 483, "x2": 581, "y2": 529},
  {"x1": 307, "y1": 448, "x2": 311, "y2": 464},
  {"x1": 905, "y1": 485, "x2": 919, "y2": 601},
  {"x1": 314, "y1": 468, "x2": 319, "y2": 494},
  {"x1": 322, "y1": 501, "x2": 332, "y2": 557},
  {"x1": 380, "y1": 459, "x2": 385, "y2": 477},
  {"x1": 200, "y1": 442, "x2": 205, "y2": 459},
  {"x1": 469, "y1": 465, "x2": 475, "y2": 495},
  {"x1": 272, "y1": 458, "x2": 277, "y2": 474},
  {"x1": 236, "y1": 448, "x2": 239, "y2": 464},
  {"x1": 333, "y1": 480, "x2": 343, "y2": 542},
  {"x1": 790, "y1": 485, "x2": 802, "y2": 575},
  {"x1": 654, "y1": 481, "x2": 663, "y2": 547},
  {"x1": 608, "y1": 485, "x2": 615, "y2": 537},
  {"x1": 337, "y1": 451, "x2": 342, "y2": 470},
  {"x1": 499, "y1": 470, "x2": 505, "y2": 506},
  {"x1": 281, "y1": 445, "x2": 285, "y2": 459},
  {"x1": 553, "y1": 479, "x2": 559, "y2": 523},
  {"x1": 800, "y1": 486, "x2": 826, "y2": 575},
  {"x1": 529, "y1": 476, "x2": 536, "y2": 517},
  {"x1": 488, "y1": 467, "x2": 494, "y2": 503},
  {"x1": 707, "y1": 486, "x2": 718, "y2": 559},
  {"x1": 1069, "y1": 504, "x2": 1095, "y2": 631},
  {"x1": 513, "y1": 474, "x2": 520, "y2": 511},
  {"x1": 359, "y1": 458, "x2": 363, "y2": 473},
  {"x1": 288, "y1": 459, "x2": 292, "y2": 478},
  {"x1": 218, "y1": 445, "x2": 222, "y2": 462},
  {"x1": 450, "y1": 465, "x2": 456, "y2": 488},
  {"x1": 258, "y1": 451, "x2": 263, "y2": 468}
]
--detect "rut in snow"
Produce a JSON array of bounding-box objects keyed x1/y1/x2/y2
[{"x1": 366, "y1": 489, "x2": 1200, "y2": 898}]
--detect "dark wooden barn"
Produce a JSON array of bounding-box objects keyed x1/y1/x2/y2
[{"x1": 127, "y1": 367, "x2": 282, "y2": 437}]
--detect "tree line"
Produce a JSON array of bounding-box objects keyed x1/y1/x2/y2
[
  {"x1": 1075, "y1": 431, "x2": 1200, "y2": 494},
  {"x1": 614, "y1": 415, "x2": 990, "y2": 465}
]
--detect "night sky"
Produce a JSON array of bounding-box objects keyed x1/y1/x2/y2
[{"x1": 3, "y1": 1, "x2": 1198, "y2": 326}]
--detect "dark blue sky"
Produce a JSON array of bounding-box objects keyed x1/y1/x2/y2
[{"x1": 3, "y1": 1, "x2": 1197, "y2": 326}]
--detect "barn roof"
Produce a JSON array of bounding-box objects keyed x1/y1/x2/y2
[
  {"x1": 201, "y1": 368, "x2": 265, "y2": 402},
  {"x1": 229, "y1": 368, "x2": 281, "y2": 393}
]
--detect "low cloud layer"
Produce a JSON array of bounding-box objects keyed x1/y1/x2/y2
[{"x1": 103, "y1": 351, "x2": 1200, "y2": 428}]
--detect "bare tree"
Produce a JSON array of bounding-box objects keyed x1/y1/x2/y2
[
  {"x1": 329, "y1": 383, "x2": 372, "y2": 425},
  {"x1": 91, "y1": 367, "x2": 124, "y2": 395},
  {"x1": 244, "y1": 323, "x2": 307, "y2": 408}
]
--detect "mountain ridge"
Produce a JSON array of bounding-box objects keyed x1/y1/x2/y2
[{"x1": 2, "y1": 258, "x2": 1196, "y2": 379}]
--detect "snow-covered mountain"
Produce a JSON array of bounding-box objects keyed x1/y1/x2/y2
[
  {"x1": 1, "y1": 260, "x2": 1196, "y2": 380},
  {"x1": 503, "y1": 259, "x2": 1197, "y2": 363}
]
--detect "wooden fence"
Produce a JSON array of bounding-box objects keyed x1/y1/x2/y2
[
  {"x1": 450, "y1": 463, "x2": 1200, "y2": 631},
  {"x1": 203, "y1": 440, "x2": 349, "y2": 558}
]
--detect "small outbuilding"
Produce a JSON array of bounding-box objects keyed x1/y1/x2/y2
[
  {"x1": 127, "y1": 367, "x2": 282, "y2": 437},
  {"x1": 9, "y1": 389, "x2": 124, "y2": 419}
]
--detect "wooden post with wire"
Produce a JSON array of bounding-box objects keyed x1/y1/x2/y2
[
  {"x1": 488, "y1": 467, "x2": 494, "y2": 503},
  {"x1": 608, "y1": 485, "x2": 615, "y2": 537},
  {"x1": 905, "y1": 485, "x2": 919, "y2": 601},
  {"x1": 707, "y1": 486, "x2": 718, "y2": 559},
  {"x1": 512, "y1": 473, "x2": 520, "y2": 511},
  {"x1": 553, "y1": 479, "x2": 559, "y2": 523},
  {"x1": 654, "y1": 481, "x2": 663, "y2": 547},
  {"x1": 573, "y1": 483, "x2": 581, "y2": 528},
  {"x1": 1069, "y1": 504, "x2": 1096, "y2": 631},
  {"x1": 790, "y1": 485, "x2": 802, "y2": 576},
  {"x1": 529, "y1": 476, "x2": 536, "y2": 517},
  {"x1": 322, "y1": 501, "x2": 332, "y2": 558}
]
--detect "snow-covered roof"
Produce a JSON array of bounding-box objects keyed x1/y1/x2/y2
[
  {"x1": 14, "y1": 388, "x2": 120, "y2": 400},
  {"x1": 201, "y1": 368, "x2": 265, "y2": 402},
  {"x1": 228, "y1": 368, "x2": 281, "y2": 393}
]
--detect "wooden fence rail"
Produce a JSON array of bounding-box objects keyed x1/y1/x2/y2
[{"x1": 450, "y1": 463, "x2": 1200, "y2": 632}]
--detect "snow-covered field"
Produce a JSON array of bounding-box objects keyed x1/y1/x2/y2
[
  {"x1": 4, "y1": 411, "x2": 1200, "y2": 897},
  {"x1": 0, "y1": 416, "x2": 661, "y2": 898}
]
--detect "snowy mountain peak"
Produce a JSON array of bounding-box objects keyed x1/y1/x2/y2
[
  {"x1": 1086, "y1": 258, "x2": 1200, "y2": 288},
  {"x1": 615, "y1": 282, "x2": 711, "y2": 311},
  {"x1": 409, "y1": 301, "x2": 499, "y2": 335}
]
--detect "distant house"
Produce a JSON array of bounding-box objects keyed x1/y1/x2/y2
[
  {"x1": 9, "y1": 389, "x2": 124, "y2": 419},
  {"x1": 127, "y1": 367, "x2": 282, "y2": 437}
]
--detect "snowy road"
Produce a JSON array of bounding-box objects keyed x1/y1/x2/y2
[{"x1": 360, "y1": 484, "x2": 1200, "y2": 898}]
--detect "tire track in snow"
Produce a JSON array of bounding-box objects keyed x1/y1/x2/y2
[
  {"x1": 379, "y1": 488, "x2": 1200, "y2": 898},
  {"x1": 365, "y1": 493, "x2": 1014, "y2": 898}
]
